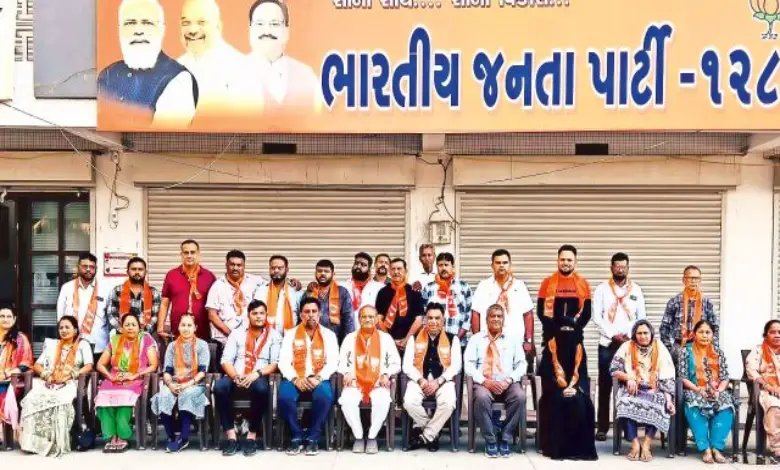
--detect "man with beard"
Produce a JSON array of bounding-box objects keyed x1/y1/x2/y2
[
  {"x1": 344, "y1": 252, "x2": 384, "y2": 325},
  {"x1": 305, "y1": 259, "x2": 354, "y2": 344},
  {"x1": 158, "y1": 239, "x2": 217, "y2": 342},
  {"x1": 254, "y1": 255, "x2": 303, "y2": 335},
  {"x1": 245, "y1": 0, "x2": 321, "y2": 114},
  {"x1": 177, "y1": 0, "x2": 245, "y2": 109},
  {"x1": 206, "y1": 250, "x2": 266, "y2": 349},
  {"x1": 338, "y1": 306, "x2": 401, "y2": 454},
  {"x1": 536, "y1": 245, "x2": 592, "y2": 344},
  {"x1": 374, "y1": 253, "x2": 391, "y2": 285},
  {"x1": 376, "y1": 258, "x2": 424, "y2": 355},
  {"x1": 56, "y1": 252, "x2": 110, "y2": 358},
  {"x1": 410, "y1": 244, "x2": 436, "y2": 292},
  {"x1": 98, "y1": 0, "x2": 198, "y2": 128},
  {"x1": 421, "y1": 252, "x2": 472, "y2": 343},
  {"x1": 592, "y1": 252, "x2": 646, "y2": 441},
  {"x1": 105, "y1": 257, "x2": 161, "y2": 334}
]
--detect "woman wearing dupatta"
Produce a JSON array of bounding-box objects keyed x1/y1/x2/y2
[
  {"x1": 150, "y1": 313, "x2": 210, "y2": 453},
  {"x1": 20, "y1": 316, "x2": 93, "y2": 456},
  {"x1": 679, "y1": 319, "x2": 736, "y2": 464},
  {"x1": 538, "y1": 316, "x2": 598, "y2": 461},
  {"x1": 610, "y1": 320, "x2": 676, "y2": 462},
  {"x1": 0, "y1": 306, "x2": 33, "y2": 442},
  {"x1": 746, "y1": 319, "x2": 780, "y2": 462},
  {"x1": 95, "y1": 312, "x2": 158, "y2": 452}
]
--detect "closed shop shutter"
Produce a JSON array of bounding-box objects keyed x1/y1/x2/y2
[
  {"x1": 146, "y1": 188, "x2": 408, "y2": 286},
  {"x1": 775, "y1": 193, "x2": 780, "y2": 317},
  {"x1": 458, "y1": 190, "x2": 723, "y2": 375}
]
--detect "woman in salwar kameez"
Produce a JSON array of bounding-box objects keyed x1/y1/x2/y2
[
  {"x1": 150, "y1": 313, "x2": 210, "y2": 453},
  {"x1": 746, "y1": 319, "x2": 780, "y2": 462},
  {"x1": 20, "y1": 315, "x2": 93, "y2": 456},
  {"x1": 610, "y1": 320, "x2": 676, "y2": 462},
  {"x1": 0, "y1": 306, "x2": 34, "y2": 444},
  {"x1": 95, "y1": 312, "x2": 158, "y2": 452},
  {"x1": 680, "y1": 319, "x2": 736, "y2": 464}
]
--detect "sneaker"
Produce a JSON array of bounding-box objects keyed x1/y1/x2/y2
[
  {"x1": 305, "y1": 441, "x2": 319, "y2": 456},
  {"x1": 366, "y1": 439, "x2": 379, "y2": 455},
  {"x1": 242, "y1": 439, "x2": 258, "y2": 457},
  {"x1": 498, "y1": 441, "x2": 511, "y2": 457},
  {"x1": 222, "y1": 439, "x2": 240, "y2": 456},
  {"x1": 286, "y1": 439, "x2": 303, "y2": 456},
  {"x1": 485, "y1": 442, "x2": 499, "y2": 458},
  {"x1": 164, "y1": 438, "x2": 176, "y2": 453},
  {"x1": 167, "y1": 438, "x2": 188, "y2": 453},
  {"x1": 352, "y1": 439, "x2": 366, "y2": 453}
]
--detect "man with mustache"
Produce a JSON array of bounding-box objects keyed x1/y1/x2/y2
[
  {"x1": 98, "y1": 0, "x2": 198, "y2": 128},
  {"x1": 304, "y1": 259, "x2": 354, "y2": 344},
  {"x1": 420, "y1": 252, "x2": 472, "y2": 343},
  {"x1": 344, "y1": 252, "x2": 385, "y2": 326},
  {"x1": 410, "y1": 244, "x2": 436, "y2": 292},
  {"x1": 177, "y1": 0, "x2": 245, "y2": 108},
  {"x1": 536, "y1": 245, "x2": 592, "y2": 343},
  {"x1": 253, "y1": 255, "x2": 303, "y2": 335},
  {"x1": 374, "y1": 253, "x2": 391, "y2": 285},
  {"x1": 105, "y1": 256, "x2": 161, "y2": 334},
  {"x1": 245, "y1": 0, "x2": 321, "y2": 114},
  {"x1": 376, "y1": 258, "x2": 425, "y2": 354}
]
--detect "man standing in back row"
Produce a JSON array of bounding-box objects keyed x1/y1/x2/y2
[
  {"x1": 305, "y1": 259, "x2": 354, "y2": 344},
  {"x1": 376, "y1": 258, "x2": 424, "y2": 355}
]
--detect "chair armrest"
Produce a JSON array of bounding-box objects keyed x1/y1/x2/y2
[{"x1": 729, "y1": 379, "x2": 741, "y2": 401}]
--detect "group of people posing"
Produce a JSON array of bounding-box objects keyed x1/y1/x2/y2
[{"x1": 1, "y1": 240, "x2": 779, "y2": 463}]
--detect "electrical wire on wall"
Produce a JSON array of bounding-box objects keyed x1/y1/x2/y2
[{"x1": 106, "y1": 150, "x2": 130, "y2": 229}]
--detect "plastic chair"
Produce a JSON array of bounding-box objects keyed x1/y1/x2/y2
[
  {"x1": 610, "y1": 376, "x2": 673, "y2": 458},
  {"x1": 465, "y1": 375, "x2": 528, "y2": 453},
  {"x1": 211, "y1": 371, "x2": 275, "y2": 450},
  {"x1": 1, "y1": 371, "x2": 33, "y2": 450},
  {"x1": 337, "y1": 373, "x2": 397, "y2": 451},
  {"x1": 275, "y1": 374, "x2": 338, "y2": 451},
  {"x1": 90, "y1": 371, "x2": 151, "y2": 449},
  {"x1": 400, "y1": 374, "x2": 461, "y2": 452},
  {"x1": 740, "y1": 349, "x2": 757, "y2": 463}
]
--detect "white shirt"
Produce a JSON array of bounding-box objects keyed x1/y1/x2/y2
[
  {"x1": 152, "y1": 72, "x2": 197, "y2": 128},
  {"x1": 245, "y1": 54, "x2": 320, "y2": 106},
  {"x1": 592, "y1": 280, "x2": 647, "y2": 347},
  {"x1": 343, "y1": 278, "x2": 384, "y2": 324},
  {"x1": 410, "y1": 271, "x2": 436, "y2": 288},
  {"x1": 56, "y1": 278, "x2": 110, "y2": 353},
  {"x1": 252, "y1": 282, "x2": 303, "y2": 335},
  {"x1": 403, "y1": 333, "x2": 462, "y2": 383},
  {"x1": 337, "y1": 330, "x2": 402, "y2": 378},
  {"x1": 178, "y1": 40, "x2": 246, "y2": 104},
  {"x1": 278, "y1": 326, "x2": 340, "y2": 381},
  {"x1": 472, "y1": 276, "x2": 534, "y2": 342},
  {"x1": 205, "y1": 274, "x2": 266, "y2": 344}
]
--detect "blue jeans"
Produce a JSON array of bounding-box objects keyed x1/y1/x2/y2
[
  {"x1": 277, "y1": 379, "x2": 334, "y2": 442},
  {"x1": 214, "y1": 376, "x2": 271, "y2": 433}
]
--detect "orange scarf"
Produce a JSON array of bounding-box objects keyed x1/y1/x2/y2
[
  {"x1": 111, "y1": 334, "x2": 141, "y2": 374},
  {"x1": 244, "y1": 327, "x2": 270, "y2": 375},
  {"x1": 119, "y1": 280, "x2": 154, "y2": 329},
  {"x1": 482, "y1": 332, "x2": 503, "y2": 379},
  {"x1": 435, "y1": 276, "x2": 457, "y2": 318},
  {"x1": 182, "y1": 265, "x2": 202, "y2": 314},
  {"x1": 266, "y1": 282, "x2": 294, "y2": 330},
  {"x1": 543, "y1": 272, "x2": 589, "y2": 319},
  {"x1": 51, "y1": 340, "x2": 79, "y2": 382},
  {"x1": 549, "y1": 338, "x2": 583, "y2": 389},
  {"x1": 692, "y1": 341, "x2": 720, "y2": 388},
  {"x1": 351, "y1": 279, "x2": 368, "y2": 311},
  {"x1": 228, "y1": 275, "x2": 246, "y2": 316},
  {"x1": 413, "y1": 328, "x2": 451, "y2": 373},
  {"x1": 292, "y1": 323, "x2": 326, "y2": 379},
  {"x1": 681, "y1": 289, "x2": 703, "y2": 347},
  {"x1": 72, "y1": 279, "x2": 99, "y2": 335},
  {"x1": 495, "y1": 274, "x2": 513, "y2": 314},
  {"x1": 173, "y1": 336, "x2": 198, "y2": 383},
  {"x1": 355, "y1": 328, "x2": 382, "y2": 404},
  {"x1": 383, "y1": 280, "x2": 408, "y2": 329},
  {"x1": 761, "y1": 340, "x2": 780, "y2": 387},
  {"x1": 311, "y1": 282, "x2": 341, "y2": 326},
  {"x1": 608, "y1": 279, "x2": 633, "y2": 323},
  {"x1": 628, "y1": 340, "x2": 659, "y2": 389}
]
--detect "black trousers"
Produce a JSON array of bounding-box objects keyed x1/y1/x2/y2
[{"x1": 597, "y1": 344, "x2": 620, "y2": 434}]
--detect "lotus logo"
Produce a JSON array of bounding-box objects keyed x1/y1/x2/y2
[{"x1": 750, "y1": 0, "x2": 779, "y2": 39}]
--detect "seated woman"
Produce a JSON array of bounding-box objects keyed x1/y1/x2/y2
[
  {"x1": 150, "y1": 313, "x2": 210, "y2": 453},
  {"x1": 95, "y1": 312, "x2": 158, "y2": 453},
  {"x1": 20, "y1": 315, "x2": 94, "y2": 456},
  {"x1": 746, "y1": 319, "x2": 780, "y2": 462},
  {"x1": 679, "y1": 319, "x2": 735, "y2": 464},
  {"x1": 538, "y1": 316, "x2": 598, "y2": 461},
  {"x1": 610, "y1": 320, "x2": 676, "y2": 462},
  {"x1": 0, "y1": 306, "x2": 33, "y2": 444}
]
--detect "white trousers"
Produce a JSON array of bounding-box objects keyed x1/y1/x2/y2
[
  {"x1": 338, "y1": 386, "x2": 392, "y2": 439},
  {"x1": 403, "y1": 381, "x2": 456, "y2": 441}
]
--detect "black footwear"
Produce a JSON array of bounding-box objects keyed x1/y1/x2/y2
[
  {"x1": 305, "y1": 441, "x2": 319, "y2": 456},
  {"x1": 242, "y1": 439, "x2": 258, "y2": 457},
  {"x1": 222, "y1": 439, "x2": 240, "y2": 456},
  {"x1": 409, "y1": 434, "x2": 426, "y2": 451},
  {"x1": 595, "y1": 432, "x2": 607, "y2": 442},
  {"x1": 286, "y1": 439, "x2": 303, "y2": 456},
  {"x1": 426, "y1": 437, "x2": 440, "y2": 452}
]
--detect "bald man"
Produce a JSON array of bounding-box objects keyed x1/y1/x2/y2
[
  {"x1": 177, "y1": 0, "x2": 246, "y2": 108},
  {"x1": 98, "y1": 0, "x2": 198, "y2": 128}
]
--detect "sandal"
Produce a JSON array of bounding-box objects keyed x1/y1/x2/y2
[
  {"x1": 103, "y1": 442, "x2": 116, "y2": 453},
  {"x1": 627, "y1": 444, "x2": 641, "y2": 461},
  {"x1": 115, "y1": 440, "x2": 129, "y2": 453}
]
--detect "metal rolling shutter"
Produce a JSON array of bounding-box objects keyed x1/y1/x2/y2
[
  {"x1": 458, "y1": 190, "x2": 723, "y2": 375},
  {"x1": 775, "y1": 193, "x2": 780, "y2": 317},
  {"x1": 146, "y1": 189, "x2": 408, "y2": 286}
]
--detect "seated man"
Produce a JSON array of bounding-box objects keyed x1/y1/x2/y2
[
  {"x1": 214, "y1": 300, "x2": 281, "y2": 456},
  {"x1": 464, "y1": 304, "x2": 527, "y2": 458},
  {"x1": 402, "y1": 302, "x2": 462, "y2": 452},
  {"x1": 338, "y1": 306, "x2": 401, "y2": 454},
  {"x1": 278, "y1": 297, "x2": 339, "y2": 456}
]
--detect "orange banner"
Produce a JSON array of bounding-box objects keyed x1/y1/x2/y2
[{"x1": 97, "y1": 0, "x2": 780, "y2": 133}]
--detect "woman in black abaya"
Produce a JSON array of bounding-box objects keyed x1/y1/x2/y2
[{"x1": 538, "y1": 316, "x2": 598, "y2": 460}]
